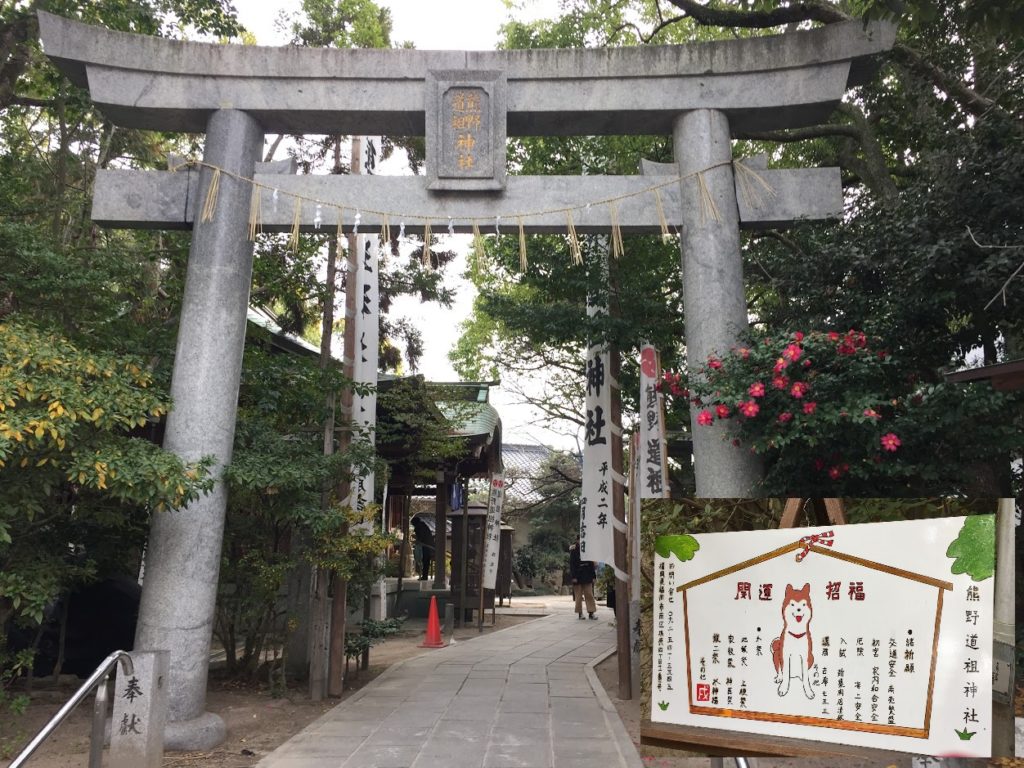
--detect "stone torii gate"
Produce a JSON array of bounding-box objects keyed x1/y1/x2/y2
[{"x1": 38, "y1": 12, "x2": 893, "y2": 748}]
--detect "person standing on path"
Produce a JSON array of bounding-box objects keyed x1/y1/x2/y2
[
  {"x1": 411, "y1": 515, "x2": 435, "y2": 580},
  {"x1": 569, "y1": 538, "x2": 598, "y2": 620}
]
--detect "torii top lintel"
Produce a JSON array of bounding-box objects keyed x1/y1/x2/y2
[{"x1": 38, "y1": 12, "x2": 894, "y2": 137}]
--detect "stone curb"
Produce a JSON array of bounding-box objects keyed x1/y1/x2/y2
[{"x1": 585, "y1": 643, "x2": 645, "y2": 768}]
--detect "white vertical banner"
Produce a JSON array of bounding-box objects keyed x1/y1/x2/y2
[
  {"x1": 352, "y1": 136, "x2": 380, "y2": 520},
  {"x1": 482, "y1": 474, "x2": 505, "y2": 591},
  {"x1": 579, "y1": 251, "x2": 615, "y2": 567},
  {"x1": 639, "y1": 343, "x2": 670, "y2": 499}
]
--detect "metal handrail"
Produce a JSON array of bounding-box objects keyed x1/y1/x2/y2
[{"x1": 10, "y1": 650, "x2": 134, "y2": 768}]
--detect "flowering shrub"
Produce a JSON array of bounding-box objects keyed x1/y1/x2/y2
[{"x1": 658, "y1": 329, "x2": 1021, "y2": 495}]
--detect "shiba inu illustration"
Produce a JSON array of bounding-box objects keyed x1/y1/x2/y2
[{"x1": 770, "y1": 582, "x2": 815, "y2": 699}]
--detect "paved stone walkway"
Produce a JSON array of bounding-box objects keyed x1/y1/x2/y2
[{"x1": 257, "y1": 604, "x2": 641, "y2": 768}]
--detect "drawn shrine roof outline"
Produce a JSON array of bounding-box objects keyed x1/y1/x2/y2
[
  {"x1": 668, "y1": 531, "x2": 955, "y2": 740},
  {"x1": 676, "y1": 538, "x2": 954, "y2": 593}
]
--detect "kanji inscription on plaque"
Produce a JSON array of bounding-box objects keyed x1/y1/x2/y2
[{"x1": 426, "y1": 70, "x2": 506, "y2": 191}]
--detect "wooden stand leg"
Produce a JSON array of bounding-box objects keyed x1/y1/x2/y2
[{"x1": 781, "y1": 498, "x2": 846, "y2": 529}]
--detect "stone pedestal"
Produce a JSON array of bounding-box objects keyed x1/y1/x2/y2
[
  {"x1": 110, "y1": 651, "x2": 169, "y2": 768},
  {"x1": 673, "y1": 109, "x2": 762, "y2": 497},
  {"x1": 133, "y1": 109, "x2": 264, "y2": 750}
]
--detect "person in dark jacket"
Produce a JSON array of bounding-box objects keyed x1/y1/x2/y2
[
  {"x1": 411, "y1": 515, "x2": 435, "y2": 580},
  {"x1": 568, "y1": 538, "x2": 597, "y2": 620}
]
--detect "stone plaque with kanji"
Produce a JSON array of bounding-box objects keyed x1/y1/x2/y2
[{"x1": 426, "y1": 70, "x2": 506, "y2": 191}]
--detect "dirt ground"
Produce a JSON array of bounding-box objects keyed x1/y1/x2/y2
[{"x1": 0, "y1": 614, "x2": 535, "y2": 768}]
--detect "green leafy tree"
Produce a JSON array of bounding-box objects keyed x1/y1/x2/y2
[
  {"x1": 0, "y1": 319, "x2": 212, "y2": 634},
  {"x1": 0, "y1": 0, "x2": 244, "y2": 698},
  {"x1": 661, "y1": 328, "x2": 1021, "y2": 495},
  {"x1": 456, "y1": 0, "x2": 1023, "y2": 494},
  {"x1": 506, "y1": 451, "x2": 582, "y2": 588}
]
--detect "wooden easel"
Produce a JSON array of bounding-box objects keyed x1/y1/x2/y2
[{"x1": 779, "y1": 497, "x2": 847, "y2": 528}]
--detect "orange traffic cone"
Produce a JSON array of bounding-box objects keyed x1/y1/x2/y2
[{"x1": 419, "y1": 595, "x2": 446, "y2": 648}]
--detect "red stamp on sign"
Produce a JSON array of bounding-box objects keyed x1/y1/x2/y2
[{"x1": 696, "y1": 683, "x2": 710, "y2": 702}]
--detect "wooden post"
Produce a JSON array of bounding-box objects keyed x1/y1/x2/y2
[
  {"x1": 396, "y1": 495, "x2": 407, "y2": 596},
  {"x1": 459, "y1": 480, "x2": 469, "y2": 627},
  {"x1": 610, "y1": 346, "x2": 631, "y2": 700},
  {"x1": 992, "y1": 497, "x2": 1016, "y2": 757},
  {"x1": 780, "y1": 498, "x2": 846, "y2": 528},
  {"x1": 433, "y1": 474, "x2": 447, "y2": 590},
  {"x1": 628, "y1": 431, "x2": 642, "y2": 698}
]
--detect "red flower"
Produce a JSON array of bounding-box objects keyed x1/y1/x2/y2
[
  {"x1": 715, "y1": 404, "x2": 731, "y2": 419},
  {"x1": 772, "y1": 375, "x2": 790, "y2": 390},
  {"x1": 827, "y1": 463, "x2": 849, "y2": 479},
  {"x1": 802, "y1": 359, "x2": 812, "y2": 368},
  {"x1": 782, "y1": 343, "x2": 803, "y2": 362},
  {"x1": 827, "y1": 331, "x2": 840, "y2": 342},
  {"x1": 738, "y1": 400, "x2": 760, "y2": 418},
  {"x1": 794, "y1": 331, "x2": 804, "y2": 342},
  {"x1": 773, "y1": 357, "x2": 788, "y2": 373},
  {"x1": 837, "y1": 341, "x2": 856, "y2": 356},
  {"x1": 813, "y1": 458, "x2": 825, "y2": 471},
  {"x1": 697, "y1": 410, "x2": 714, "y2": 426},
  {"x1": 880, "y1": 433, "x2": 901, "y2": 452},
  {"x1": 748, "y1": 381, "x2": 766, "y2": 398},
  {"x1": 790, "y1": 381, "x2": 809, "y2": 398},
  {"x1": 736, "y1": 347, "x2": 751, "y2": 360},
  {"x1": 778, "y1": 411, "x2": 793, "y2": 424},
  {"x1": 708, "y1": 356, "x2": 723, "y2": 370},
  {"x1": 802, "y1": 401, "x2": 817, "y2": 415},
  {"x1": 863, "y1": 408, "x2": 881, "y2": 420}
]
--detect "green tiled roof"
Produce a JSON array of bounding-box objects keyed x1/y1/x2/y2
[{"x1": 439, "y1": 400, "x2": 500, "y2": 441}]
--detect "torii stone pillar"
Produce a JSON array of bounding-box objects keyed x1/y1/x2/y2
[
  {"x1": 133, "y1": 109, "x2": 264, "y2": 749},
  {"x1": 674, "y1": 110, "x2": 762, "y2": 496}
]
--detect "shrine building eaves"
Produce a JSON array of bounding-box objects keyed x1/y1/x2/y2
[{"x1": 38, "y1": 12, "x2": 895, "y2": 137}]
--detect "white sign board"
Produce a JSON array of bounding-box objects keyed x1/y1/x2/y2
[
  {"x1": 481, "y1": 475, "x2": 505, "y2": 590},
  {"x1": 638, "y1": 343, "x2": 669, "y2": 499},
  {"x1": 651, "y1": 516, "x2": 994, "y2": 757}
]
